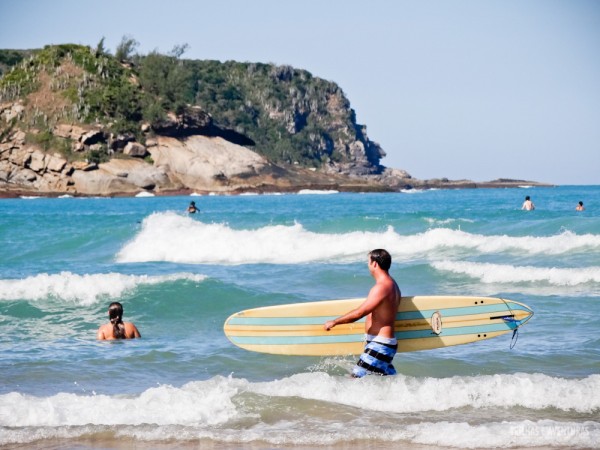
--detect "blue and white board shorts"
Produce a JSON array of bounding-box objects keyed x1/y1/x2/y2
[{"x1": 352, "y1": 334, "x2": 398, "y2": 378}]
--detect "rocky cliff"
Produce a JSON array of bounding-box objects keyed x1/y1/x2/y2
[{"x1": 0, "y1": 44, "x2": 549, "y2": 197}]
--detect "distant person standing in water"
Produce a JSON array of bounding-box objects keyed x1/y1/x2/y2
[
  {"x1": 97, "y1": 302, "x2": 141, "y2": 340},
  {"x1": 522, "y1": 196, "x2": 535, "y2": 211},
  {"x1": 576, "y1": 201, "x2": 585, "y2": 211},
  {"x1": 187, "y1": 201, "x2": 198, "y2": 214}
]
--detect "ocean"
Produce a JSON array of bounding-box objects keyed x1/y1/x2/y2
[{"x1": 1, "y1": 186, "x2": 599, "y2": 449}]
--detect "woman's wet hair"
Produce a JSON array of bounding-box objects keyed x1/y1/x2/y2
[
  {"x1": 369, "y1": 249, "x2": 392, "y2": 271},
  {"x1": 108, "y1": 302, "x2": 126, "y2": 339}
]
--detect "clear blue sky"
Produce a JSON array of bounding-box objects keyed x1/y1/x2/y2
[{"x1": 1, "y1": 0, "x2": 598, "y2": 185}]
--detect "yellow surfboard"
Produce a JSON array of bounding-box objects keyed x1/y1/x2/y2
[{"x1": 224, "y1": 296, "x2": 533, "y2": 356}]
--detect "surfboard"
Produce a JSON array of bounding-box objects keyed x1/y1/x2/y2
[{"x1": 223, "y1": 296, "x2": 534, "y2": 356}]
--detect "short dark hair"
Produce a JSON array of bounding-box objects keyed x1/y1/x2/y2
[{"x1": 369, "y1": 249, "x2": 391, "y2": 271}]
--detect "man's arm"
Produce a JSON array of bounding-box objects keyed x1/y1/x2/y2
[{"x1": 324, "y1": 284, "x2": 386, "y2": 331}]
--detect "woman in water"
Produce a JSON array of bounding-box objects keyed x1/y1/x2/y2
[{"x1": 97, "y1": 302, "x2": 141, "y2": 340}]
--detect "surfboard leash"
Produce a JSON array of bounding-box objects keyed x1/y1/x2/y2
[{"x1": 499, "y1": 298, "x2": 520, "y2": 349}]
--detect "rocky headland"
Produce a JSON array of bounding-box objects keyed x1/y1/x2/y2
[{"x1": 0, "y1": 44, "x2": 549, "y2": 197}]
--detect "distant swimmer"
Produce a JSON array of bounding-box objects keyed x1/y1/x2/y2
[
  {"x1": 576, "y1": 201, "x2": 585, "y2": 211},
  {"x1": 522, "y1": 196, "x2": 535, "y2": 211},
  {"x1": 324, "y1": 249, "x2": 400, "y2": 377},
  {"x1": 187, "y1": 201, "x2": 198, "y2": 214},
  {"x1": 97, "y1": 302, "x2": 141, "y2": 340}
]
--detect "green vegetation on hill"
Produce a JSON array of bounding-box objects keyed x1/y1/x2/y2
[{"x1": 0, "y1": 41, "x2": 382, "y2": 172}]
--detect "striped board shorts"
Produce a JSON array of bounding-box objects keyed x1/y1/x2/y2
[{"x1": 352, "y1": 334, "x2": 398, "y2": 378}]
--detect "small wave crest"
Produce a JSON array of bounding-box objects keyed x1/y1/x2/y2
[
  {"x1": 0, "y1": 272, "x2": 207, "y2": 305},
  {"x1": 432, "y1": 261, "x2": 600, "y2": 286},
  {"x1": 116, "y1": 212, "x2": 600, "y2": 264},
  {"x1": 251, "y1": 372, "x2": 600, "y2": 414},
  {"x1": 297, "y1": 189, "x2": 339, "y2": 194}
]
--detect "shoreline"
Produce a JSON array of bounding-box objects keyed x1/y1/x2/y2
[{"x1": 0, "y1": 179, "x2": 555, "y2": 199}]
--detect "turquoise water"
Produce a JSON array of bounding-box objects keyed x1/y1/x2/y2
[{"x1": 1, "y1": 186, "x2": 599, "y2": 448}]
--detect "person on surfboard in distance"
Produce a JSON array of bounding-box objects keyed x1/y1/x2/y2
[
  {"x1": 324, "y1": 249, "x2": 400, "y2": 377},
  {"x1": 97, "y1": 302, "x2": 141, "y2": 340}
]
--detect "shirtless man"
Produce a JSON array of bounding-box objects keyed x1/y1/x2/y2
[
  {"x1": 522, "y1": 196, "x2": 535, "y2": 211},
  {"x1": 324, "y1": 249, "x2": 401, "y2": 377},
  {"x1": 97, "y1": 302, "x2": 141, "y2": 340},
  {"x1": 187, "y1": 201, "x2": 198, "y2": 214}
]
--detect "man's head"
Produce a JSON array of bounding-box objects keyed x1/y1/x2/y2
[{"x1": 368, "y1": 249, "x2": 391, "y2": 271}]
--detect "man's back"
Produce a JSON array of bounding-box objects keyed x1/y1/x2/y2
[
  {"x1": 97, "y1": 322, "x2": 140, "y2": 340},
  {"x1": 367, "y1": 273, "x2": 400, "y2": 338}
]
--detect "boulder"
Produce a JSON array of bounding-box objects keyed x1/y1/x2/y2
[
  {"x1": 0, "y1": 160, "x2": 12, "y2": 181},
  {"x1": 123, "y1": 142, "x2": 148, "y2": 158},
  {"x1": 32, "y1": 171, "x2": 67, "y2": 192},
  {"x1": 99, "y1": 159, "x2": 177, "y2": 191},
  {"x1": 72, "y1": 161, "x2": 98, "y2": 171},
  {"x1": 81, "y1": 129, "x2": 105, "y2": 145},
  {"x1": 1, "y1": 102, "x2": 25, "y2": 123},
  {"x1": 110, "y1": 132, "x2": 136, "y2": 151},
  {"x1": 53, "y1": 124, "x2": 73, "y2": 139},
  {"x1": 69, "y1": 125, "x2": 87, "y2": 140},
  {"x1": 11, "y1": 168, "x2": 37, "y2": 183},
  {"x1": 53, "y1": 124, "x2": 94, "y2": 143},
  {"x1": 0, "y1": 142, "x2": 13, "y2": 154},
  {"x1": 28, "y1": 150, "x2": 46, "y2": 172},
  {"x1": 46, "y1": 153, "x2": 67, "y2": 173},
  {"x1": 11, "y1": 130, "x2": 26, "y2": 145},
  {"x1": 8, "y1": 147, "x2": 31, "y2": 166},
  {"x1": 71, "y1": 168, "x2": 139, "y2": 195},
  {"x1": 151, "y1": 105, "x2": 212, "y2": 137},
  {"x1": 149, "y1": 135, "x2": 267, "y2": 191}
]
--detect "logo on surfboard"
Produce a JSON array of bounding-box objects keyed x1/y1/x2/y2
[{"x1": 431, "y1": 311, "x2": 442, "y2": 335}]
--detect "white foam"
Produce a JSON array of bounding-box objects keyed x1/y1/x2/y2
[
  {"x1": 0, "y1": 272, "x2": 207, "y2": 305},
  {"x1": 135, "y1": 191, "x2": 155, "y2": 197},
  {"x1": 116, "y1": 212, "x2": 600, "y2": 264},
  {"x1": 400, "y1": 188, "x2": 426, "y2": 193},
  {"x1": 432, "y1": 260, "x2": 600, "y2": 286},
  {"x1": 251, "y1": 372, "x2": 600, "y2": 414},
  {"x1": 0, "y1": 377, "x2": 241, "y2": 428},
  {"x1": 297, "y1": 189, "x2": 339, "y2": 194},
  {"x1": 1, "y1": 373, "x2": 598, "y2": 447},
  {"x1": 407, "y1": 420, "x2": 598, "y2": 448},
  {"x1": 424, "y1": 217, "x2": 475, "y2": 225}
]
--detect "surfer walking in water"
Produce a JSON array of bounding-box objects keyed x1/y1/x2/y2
[{"x1": 324, "y1": 249, "x2": 400, "y2": 377}]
